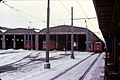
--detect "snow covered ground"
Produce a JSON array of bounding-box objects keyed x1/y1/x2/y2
[{"x1": 0, "y1": 49, "x2": 105, "y2": 80}]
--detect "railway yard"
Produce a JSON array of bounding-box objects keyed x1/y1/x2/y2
[{"x1": 0, "y1": 49, "x2": 105, "y2": 80}]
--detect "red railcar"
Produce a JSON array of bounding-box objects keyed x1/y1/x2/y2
[
  {"x1": 42, "y1": 40, "x2": 56, "y2": 50},
  {"x1": 93, "y1": 41, "x2": 103, "y2": 53},
  {"x1": 24, "y1": 42, "x2": 31, "y2": 49}
]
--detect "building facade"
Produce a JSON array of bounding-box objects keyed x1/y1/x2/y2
[{"x1": 0, "y1": 25, "x2": 102, "y2": 51}]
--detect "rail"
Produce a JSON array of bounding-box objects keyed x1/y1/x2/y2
[
  {"x1": 79, "y1": 53, "x2": 101, "y2": 80},
  {"x1": 51, "y1": 53, "x2": 95, "y2": 80}
]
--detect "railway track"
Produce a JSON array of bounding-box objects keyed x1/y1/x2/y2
[
  {"x1": 0, "y1": 51, "x2": 100, "y2": 80},
  {"x1": 51, "y1": 53, "x2": 101, "y2": 80},
  {"x1": 79, "y1": 53, "x2": 101, "y2": 80}
]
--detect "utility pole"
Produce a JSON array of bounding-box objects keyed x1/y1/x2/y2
[
  {"x1": 44, "y1": 0, "x2": 50, "y2": 69},
  {"x1": 27, "y1": 26, "x2": 30, "y2": 50},
  {"x1": 71, "y1": 7, "x2": 75, "y2": 59},
  {"x1": 31, "y1": 29, "x2": 33, "y2": 50},
  {"x1": 85, "y1": 20, "x2": 88, "y2": 52}
]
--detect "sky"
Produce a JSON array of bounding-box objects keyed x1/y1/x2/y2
[{"x1": 0, "y1": 0, "x2": 104, "y2": 41}]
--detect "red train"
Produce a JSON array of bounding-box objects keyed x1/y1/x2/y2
[
  {"x1": 24, "y1": 42, "x2": 35, "y2": 50},
  {"x1": 93, "y1": 41, "x2": 103, "y2": 53},
  {"x1": 42, "y1": 40, "x2": 56, "y2": 50}
]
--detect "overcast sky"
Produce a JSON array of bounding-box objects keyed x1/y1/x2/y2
[{"x1": 0, "y1": 0, "x2": 104, "y2": 40}]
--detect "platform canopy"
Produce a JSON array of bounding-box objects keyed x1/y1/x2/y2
[{"x1": 93, "y1": 0, "x2": 120, "y2": 38}]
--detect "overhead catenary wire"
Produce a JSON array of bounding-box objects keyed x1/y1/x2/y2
[
  {"x1": 76, "y1": 0, "x2": 89, "y2": 19},
  {"x1": 75, "y1": 0, "x2": 97, "y2": 30},
  {"x1": 58, "y1": 0, "x2": 95, "y2": 28},
  {"x1": 3, "y1": 0, "x2": 78, "y2": 26},
  {"x1": 76, "y1": 0, "x2": 97, "y2": 20},
  {"x1": 75, "y1": 0, "x2": 102, "y2": 40},
  {"x1": 3, "y1": 1, "x2": 58, "y2": 26},
  {"x1": 2, "y1": 1, "x2": 35, "y2": 27},
  {"x1": 58, "y1": 0, "x2": 75, "y2": 26},
  {"x1": 74, "y1": 17, "x2": 97, "y2": 20},
  {"x1": 2, "y1": 0, "x2": 97, "y2": 28},
  {"x1": 3, "y1": 1, "x2": 46, "y2": 22},
  {"x1": 58, "y1": 0, "x2": 70, "y2": 13}
]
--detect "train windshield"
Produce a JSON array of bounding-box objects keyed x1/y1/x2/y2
[{"x1": 95, "y1": 42, "x2": 101, "y2": 46}]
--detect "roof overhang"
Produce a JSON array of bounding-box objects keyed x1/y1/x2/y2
[{"x1": 93, "y1": 0, "x2": 120, "y2": 38}]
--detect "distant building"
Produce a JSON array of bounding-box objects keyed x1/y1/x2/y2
[
  {"x1": 39, "y1": 25, "x2": 101, "y2": 51},
  {"x1": 0, "y1": 25, "x2": 102, "y2": 51}
]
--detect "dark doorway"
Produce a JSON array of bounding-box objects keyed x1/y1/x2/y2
[
  {"x1": 78, "y1": 34, "x2": 86, "y2": 51},
  {"x1": 0, "y1": 35, "x2": 2, "y2": 49},
  {"x1": 16, "y1": 35, "x2": 24, "y2": 49},
  {"x1": 32, "y1": 35, "x2": 35, "y2": 50},
  {"x1": 39, "y1": 35, "x2": 46, "y2": 50},
  {"x1": 58, "y1": 35, "x2": 66, "y2": 50},
  {"x1": 5, "y1": 35, "x2": 14, "y2": 49}
]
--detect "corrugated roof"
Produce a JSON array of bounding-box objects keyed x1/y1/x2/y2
[
  {"x1": 5, "y1": 28, "x2": 36, "y2": 35},
  {"x1": 39, "y1": 25, "x2": 87, "y2": 34}
]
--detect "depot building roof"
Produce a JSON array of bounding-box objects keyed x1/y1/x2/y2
[
  {"x1": 5, "y1": 28, "x2": 37, "y2": 35},
  {"x1": 39, "y1": 25, "x2": 88, "y2": 34}
]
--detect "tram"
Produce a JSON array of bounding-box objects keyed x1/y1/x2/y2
[{"x1": 93, "y1": 41, "x2": 103, "y2": 53}]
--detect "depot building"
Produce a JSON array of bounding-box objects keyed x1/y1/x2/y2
[{"x1": 0, "y1": 25, "x2": 101, "y2": 51}]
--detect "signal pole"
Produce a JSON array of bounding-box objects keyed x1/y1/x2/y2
[
  {"x1": 71, "y1": 7, "x2": 75, "y2": 59},
  {"x1": 44, "y1": 0, "x2": 50, "y2": 69}
]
